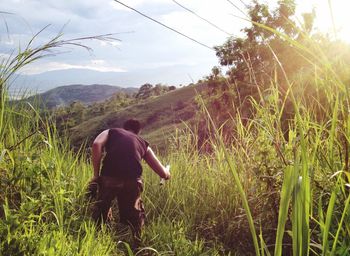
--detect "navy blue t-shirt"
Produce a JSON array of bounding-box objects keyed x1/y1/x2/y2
[{"x1": 100, "y1": 128, "x2": 149, "y2": 179}]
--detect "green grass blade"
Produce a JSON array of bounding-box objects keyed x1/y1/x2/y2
[
  {"x1": 330, "y1": 193, "x2": 350, "y2": 256},
  {"x1": 274, "y1": 166, "x2": 297, "y2": 256},
  {"x1": 322, "y1": 187, "x2": 337, "y2": 255},
  {"x1": 197, "y1": 95, "x2": 261, "y2": 256}
]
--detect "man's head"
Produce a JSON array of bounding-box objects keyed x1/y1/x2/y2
[{"x1": 123, "y1": 119, "x2": 141, "y2": 134}]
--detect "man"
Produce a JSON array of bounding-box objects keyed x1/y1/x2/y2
[{"x1": 90, "y1": 119, "x2": 170, "y2": 246}]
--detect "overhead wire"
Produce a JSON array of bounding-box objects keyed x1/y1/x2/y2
[
  {"x1": 171, "y1": 0, "x2": 232, "y2": 36},
  {"x1": 226, "y1": 0, "x2": 249, "y2": 18},
  {"x1": 113, "y1": 0, "x2": 214, "y2": 51},
  {"x1": 238, "y1": 0, "x2": 250, "y2": 9}
]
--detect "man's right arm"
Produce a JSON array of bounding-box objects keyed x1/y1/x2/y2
[
  {"x1": 92, "y1": 130, "x2": 109, "y2": 178},
  {"x1": 143, "y1": 147, "x2": 170, "y2": 179}
]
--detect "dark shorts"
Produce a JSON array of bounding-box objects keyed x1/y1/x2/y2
[{"x1": 91, "y1": 176, "x2": 145, "y2": 231}]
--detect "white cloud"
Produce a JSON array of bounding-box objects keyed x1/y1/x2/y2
[
  {"x1": 0, "y1": 53, "x2": 12, "y2": 59},
  {"x1": 142, "y1": 60, "x2": 198, "y2": 69},
  {"x1": 92, "y1": 59, "x2": 106, "y2": 65},
  {"x1": 99, "y1": 40, "x2": 121, "y2": 47},
  {"x1": 20, "y1": 60, "x2": 127, "y2": 75},
  {"x1": 3, "y1": 38, "x2": 15, "y2": 45}
]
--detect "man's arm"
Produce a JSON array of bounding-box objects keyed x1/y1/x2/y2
[
  {"x1": 143, "y1": 147, "x2": 170, "y2": 179},
  {"x1": 92, "y1": 130, "x2": 109, "y2": 178}
]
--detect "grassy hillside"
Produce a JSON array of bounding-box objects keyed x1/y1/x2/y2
[
  {"x1": 69, "y1": 84, "x2": 202, "y2": 151},
  {"x1": 2, "y1": 2, "x2": 350, "y2": 255},
  {"x1": 24, "y1": 84, "x2": 137, "y2": 109}
]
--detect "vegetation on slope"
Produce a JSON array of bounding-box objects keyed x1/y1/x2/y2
[
  {"x1": 56, "y1": 83, "x2": 200, "y2": 151},
  {"x1": 24, "y1": 84, "x2": 137, "y2": 109},
  {"x1": 1, "y1": 0, "x2": 350, "y2": 255}
]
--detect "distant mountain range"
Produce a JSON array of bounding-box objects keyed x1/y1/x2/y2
[
  {"x1": 10, "y1": 66, "x2": 202, "y2": 93},
  {"x1": 23, "y1": 84, "x2": 138, "y2": 109}
]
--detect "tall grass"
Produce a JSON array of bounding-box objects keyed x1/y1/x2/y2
[
  {"x1": 0, "y1": 30, "x2": 121, "y2": 255},
  {"x1": 140, "y1": 20, "x2": 350, "y2": 255},
  {"x1": 141, "y1": 68, "x2": 349, "y2": 255},
  {"x1": 1, "y1": 15, "x2": 350, "y2": 256}
]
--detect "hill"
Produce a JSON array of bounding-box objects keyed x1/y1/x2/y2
[
  {"x1": 68, "y1": 84, "x2": 202, "y2": 151},
  {"x1": 10, "y1": 66, "x2": 206, "y2": 92},
  {"x1": 24, "y1": 84, "x2": 138, "y2": 108}
]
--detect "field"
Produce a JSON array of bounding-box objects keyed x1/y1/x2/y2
[{"x1": 1, "y1": 1, "x2": 350, "y2": 255}]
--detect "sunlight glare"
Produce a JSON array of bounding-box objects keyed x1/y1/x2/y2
[{"x1": 297, "y1": 0, "x2": 350, "y2": 42}]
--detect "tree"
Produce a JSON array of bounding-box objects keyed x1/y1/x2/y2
[
  {"x1": 153, "y1": 83, "x2": 166, "y2": 96},
  {"x1": 206, "y1": 66, "x2": 226, "y2": 94},
  {"x1": 136, "y1": 83, "x2": 172, "y2": 99},
  {"x1": 214, "y1": 0, "x2": 314, "y2": 87},
  {"x1": 136, "y1": 83, "x2": 153, "y2": 99},
  {"x1": 211, "y1": 66, "x2": 221, "y2": 78},
  {"x1": 199, "y1": 0, "x2": 325, "y2": 141}
]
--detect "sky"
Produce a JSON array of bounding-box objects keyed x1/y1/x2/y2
[{"x1": 1, "y1": 0, "x2": 349, "y2": 90}]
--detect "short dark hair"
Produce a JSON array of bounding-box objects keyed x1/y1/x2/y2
[{"x1": 123, "y1": 119, "x2": 141, "y2": 134}]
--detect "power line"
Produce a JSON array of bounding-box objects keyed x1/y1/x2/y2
[
  {"x1": 113, "y1": 0, "x2": 214, "y2": 51},
  {"x1": 172, "y1": 0, "x2": 232, "y2": 36},
  {"x1": 238, "y1": 0, "x2": 249, "y2": 9},
  {"x1": 226, "y1": 0, "x2": 249, "y2": 18}
]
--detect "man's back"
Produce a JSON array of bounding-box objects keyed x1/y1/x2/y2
[
  {"x1": 101, "y1": 128, "x2": 149, "y2": 179},
  {"x1": 91, "y1": 119, "x2": 170, "y2": 246}
]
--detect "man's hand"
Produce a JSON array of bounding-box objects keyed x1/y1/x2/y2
[
  {"x1": 144, "y1": 147, "x2": 171, "y2": 179},
  {"x1": 163, "y1": 172, "x2": 171, "y2": 180},
  {"x1": 87, "y1": 176, "x2": 100, "y2": 199},
  {"x1": 160, "y1": 165, "x2": 170, "y2": 185},
  {"x1": 163, "y1": 165, "x2": 171, "y2": 180},
  {"x1": 107, "y1": 207, "x2": 113, "y2": 222}
]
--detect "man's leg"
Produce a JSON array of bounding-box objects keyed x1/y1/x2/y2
[
  {"x1": 92, "y1": 180, "x2": 116, "y2": 225},
  {"x1": 117, "y1": 180, "x2": 145, "y2": 247}
]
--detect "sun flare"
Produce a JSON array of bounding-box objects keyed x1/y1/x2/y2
[{"x1": 297, "y1": 0, "x2": 350, "y2": 42}]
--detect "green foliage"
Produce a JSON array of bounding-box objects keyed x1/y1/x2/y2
[
  {"x1": 144, "y1": 219, "x2": 223, "y2": 255},
  {"x1": 53, "y1": 91, "x2": 136, "y2": 131},
  {"x1": 61, "y1": 84, "x2": 197, "y2": 151},
  {"x1": 50, "y1": 82, "x2": 180, "y2": 150},
  {"x1": 0, "y1": 29, "x2": 118, "y2": 256},
  {"x1": 2, "y1": 1, "x2": 350, "y2": 255},
  {"x1": 135, "y1": 83, "x2": 175, "y2": 100},
  {"x1": 215, "y1": 0, "x2": 304, "y2": 83},
  {"x1": 23, "y1": 84, "x2": 136, "y2": 109}
]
